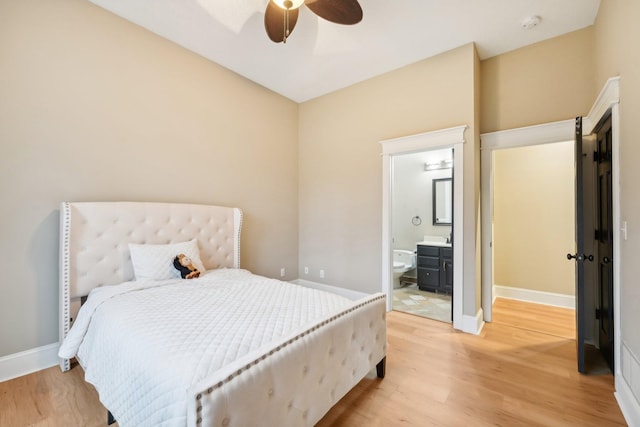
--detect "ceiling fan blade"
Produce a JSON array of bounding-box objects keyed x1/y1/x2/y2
[
  {"x1": 264, "y1": 0, "x2": 299, "y2": 43},
  {"x1": 305, "y1": 0, "x2": 362, "y2": 25}
]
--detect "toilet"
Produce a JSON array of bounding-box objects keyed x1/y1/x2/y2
[{"x1": 393, "y1": 249, "x2": 416, "y2": 289}]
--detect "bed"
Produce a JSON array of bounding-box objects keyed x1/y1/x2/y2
[{"x1": 57, "y1": 201, "x2": 387, "y2": 426}]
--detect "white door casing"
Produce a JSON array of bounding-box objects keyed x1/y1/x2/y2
[{"x1": 381, "y1": 125, "x2": 466, "y2": 331}]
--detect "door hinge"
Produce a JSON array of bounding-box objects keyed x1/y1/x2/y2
[{"x1": 595, "y1": 308, "x2": 601, "y2": 320}]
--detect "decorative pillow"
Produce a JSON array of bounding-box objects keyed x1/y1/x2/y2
[{"x1": 129, "y1": 239, "x2": 206, "y2": 280}]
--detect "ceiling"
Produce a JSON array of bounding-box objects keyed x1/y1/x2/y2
[{"x1": 89, "y1": 0, "x2": 601, "y2": 103}]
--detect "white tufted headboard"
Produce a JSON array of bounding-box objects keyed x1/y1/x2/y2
[{"x1": 59, "y1": 201, "x2": 242, "y2": 371}]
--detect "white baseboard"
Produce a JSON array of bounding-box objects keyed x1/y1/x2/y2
[
  {"x1": 618, "y1": 342, "x2": 640, "y2": 426},
  {"x1": 0, "y1": 343, "x2": 59, "y2": 383},
  {"x1": 493, "y1": 284, "x2": 575, "y2": 309},
  {"x1": 293, "y1": 279, "x2": 370, "y2": 301},
  {"x1": 462, "y1": 307, "x2": 484, "y2": 335},
  {"x1": 616, "y1": 378, "x2": 640, "y2": 427}
]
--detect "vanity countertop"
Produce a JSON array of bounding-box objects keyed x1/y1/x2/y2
[{"x1": 417, "y1": 241, "x2": 452, "y2": 248}]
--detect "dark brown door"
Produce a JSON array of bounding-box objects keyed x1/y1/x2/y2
[
  {"x1": 596, "y1": 114, "x2": 614, "y2": 372},
  {"x1": 570, "y1": 116, "x2": 587, "y2": 373}
]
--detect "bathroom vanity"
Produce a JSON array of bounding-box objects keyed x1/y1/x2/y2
[{"x1": 416, "y1": 243, "x2": 453, "y2": 294}]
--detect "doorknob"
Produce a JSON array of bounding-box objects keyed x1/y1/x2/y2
[
  {"x1": 603, "y1": 256, "x2": 611, "y2": 264},
  {"x1": 567, "y1": 253, "x2": 594, "y2": 261}
]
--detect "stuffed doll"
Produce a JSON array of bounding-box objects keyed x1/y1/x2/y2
[{"x1": 173, "y1": 254, "x2": 201, "y2": 279}]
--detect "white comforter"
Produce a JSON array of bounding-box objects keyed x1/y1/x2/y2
[{"x1": 59, "y1": 269, "x2": 353, "y2": 427}]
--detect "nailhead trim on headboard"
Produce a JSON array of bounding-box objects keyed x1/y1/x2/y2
[{"x1": 59, "y1": 202, "x2": 72, "y2": 372}]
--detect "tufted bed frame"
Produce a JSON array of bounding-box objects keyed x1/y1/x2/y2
[{"x1": 58, "y1": 201, "x2": 387, "y2": 426}]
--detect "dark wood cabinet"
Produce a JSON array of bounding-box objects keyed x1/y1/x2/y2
[
  {"x1": 440, "y1": 247, "x2": 453, "y2": 293},
  {"x1": 416, "y1": 245, "x2": 439, "y2": 292},
  {"x1": 417, "y1": 245, "x2": 452, "y2": 294}
]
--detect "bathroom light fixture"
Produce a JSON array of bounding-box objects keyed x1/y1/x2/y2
[{"x1": 424, "y1": 160, "x2": 453, "y2": 171}]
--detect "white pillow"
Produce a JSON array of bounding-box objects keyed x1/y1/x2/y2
[{"x1": 128, "y1": 239, "x2": 206, "y2": 280}]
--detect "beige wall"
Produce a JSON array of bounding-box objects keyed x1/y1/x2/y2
[
  {"x1": 594, "y1": 0, "x2": 640, "y2": 364},
  {"x1": 481, "y1": 28, "x2": 596, "y2": 134},
  {"x1": 298, "y1": 44, "x2": 481, "y2": 316},
  {"x1": 493, "y1": 142, "x2": 575, "y2": 295},
  {"x1": 0, "y1": 0, "x2": 299, "y2": 357}
]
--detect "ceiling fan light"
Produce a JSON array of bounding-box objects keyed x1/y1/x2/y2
[{"x1": 273, "y1": 0, "x2": 304, "y2": 10}]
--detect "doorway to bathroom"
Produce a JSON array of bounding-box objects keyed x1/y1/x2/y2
[
  {"x1": 381, "y1": 126, "x2": 465, "y2": 331},
  {"x1": 391, "y1": 148, "x2": 453, "y2": 323}
]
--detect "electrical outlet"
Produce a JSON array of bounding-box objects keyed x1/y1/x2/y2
[
  {"x1": 280, "y1": 267, "x2": 285, "y2": 277},
  {"x1": 319, "y1": 269, "x2": 325, "y2": 279},
  {"x1": 304, "y1": 266, "x2": 309, "y2": 274}
]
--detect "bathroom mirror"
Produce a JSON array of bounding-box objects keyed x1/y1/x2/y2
[{"x1": 433, "y1": 178, "x2": 452, "y2": 225}]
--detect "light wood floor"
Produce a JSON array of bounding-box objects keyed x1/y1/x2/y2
[
  {"x1": 319, "y1": 298, "x2": 624, "y2": 426},
  {"x1": 0, "y1": 300, "x2": 626, "y2": 426},
  {"x1": 491, "y1": 297, "x2": 576, "y2": 340}
]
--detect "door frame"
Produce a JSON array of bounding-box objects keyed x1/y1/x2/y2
[
  {"x1": 480, "y1": 120, "x2": 577, "y2": 320},
  {"x1": 480, "y1": 77, "x2": 620, "y2": 375},
  {"x1": 380, "y1": 125, "x2": 466, "y2": 331}
]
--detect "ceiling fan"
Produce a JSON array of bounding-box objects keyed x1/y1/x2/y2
[{"x1": 264, "y1": 0, "x2": 363, "y2": 43}]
